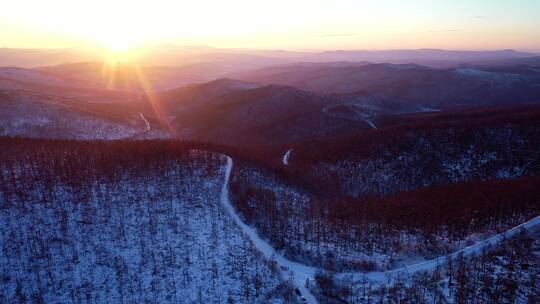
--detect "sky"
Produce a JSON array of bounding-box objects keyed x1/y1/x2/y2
[{"x1": 1, "y1": 0, "x2": 539, "y2": 51}]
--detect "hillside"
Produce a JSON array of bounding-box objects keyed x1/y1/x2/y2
[
  {"x1": 0, "y1": 139, "x2": 291, "y2": 303},
  {"x1": 159, "y1": 78, "x2": 261, "y2": 113},
  {"x1": 0, "y1": 91, "x2": 148, "y2": 139},
  {"x1": 0, "y1": 67, "x2": 139, "y2": 103},
  {"x1": 289, "y1": 106, "x2": 540, "y2": 197}
]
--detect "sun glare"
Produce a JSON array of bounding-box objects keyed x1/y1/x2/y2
[
  {"x1": 106, "y1": 40, "x2": 132, "y2": 52},
  {"x1": 97, "y1": 32, "x2": 141, "y2": 53},
  {"x1": 100, "y1": 42, "x2": 144, "y2": 64}
]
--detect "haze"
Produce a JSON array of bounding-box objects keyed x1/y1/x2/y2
[{"x1": 1, "y1": 0, "x2": 540, "y2": 51}]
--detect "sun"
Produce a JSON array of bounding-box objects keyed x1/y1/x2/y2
[
  {"x1": 92, "y1": 25, "x2": 145, "y2": 54},
  {"x1": 99, "y1": 34, "x2": 138, "y2": 53},
  {"x1": 97, "y1": 35, "x2": 147, "y2": 63},
  {"x1": 106, "y1": 40, "x2": 132, "y2": 52}
]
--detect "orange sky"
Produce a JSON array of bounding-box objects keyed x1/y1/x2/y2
[{"x1": 1, "y1": 0, "x2": 539, "y2": 51}]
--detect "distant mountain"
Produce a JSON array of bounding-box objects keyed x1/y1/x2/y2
[
  {"x1": 38, "y1": 61, "x2": 211, "y2": 91},
  {"x1": 0, "y1": 66, "x2": 138, "y2": 103},
  {"x1": 302, "y1": 49, "x2": 536, "y2": 67},
  {"x1": 230, "y1": 61, "x2": 371, "y2": 86},
  {"x1": 0, "y1": 46, "x2": 292, "y2": 69},
  {"x1": 240, "y1": 63, "x2": 540, "y2": 114},
  {"x1": 0, "y1": 67, "x2": 88, "y2": 87},
  {"x1": 0, "y1": 48, "x2": 101, "y2": 68},
  {"x1": 2, "y1": 46, "x2": 533, "y2": 69},
  {"x1": 156, "y1": 80, "x2": 372, "y2": 145},
  {"x1": 241, "y1": 63, "x2": 429, "y2": 94},
  {"x1": 3, "y1": 47, "x2": 539, "y2": 146},
  {"x1": 462, "y1": 56, "x2": 540, "y2": 68},
  {"x1": 38, "y1": 60, "x2": 290, "y2": 91},
  {"x1": 151, "y1": 59, "x2": 540, "y2": 145},
  {"x1": 145, "y1": 47, "x2": 536, "y2": 68}
]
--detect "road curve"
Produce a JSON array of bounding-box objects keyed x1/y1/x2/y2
[
  {"x1": 139, "y1": 112, "x2": 151, "y2": 133},
  {"x1": 220, "y1": 155, "x2": 540, "y2": 300},
  {"x1": 220, "y1": 156, "x2": 319, "y2": 304},
  {"x1": 356, "y1": 213, "x2": 540, "y2": 282}
]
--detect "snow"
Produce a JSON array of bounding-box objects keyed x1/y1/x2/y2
[
  {"x1": 0, "y1": 91, "x2": 149, "y2": 140},
  {"x1": 282, "y1": 148, "x2": 293, "y2": 166},
  {"x1": 0, "y1": 153, "x2": 287, "y2": 303}
]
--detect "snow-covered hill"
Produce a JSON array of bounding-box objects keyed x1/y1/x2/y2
[
  {"x1": 0, "y1": 141, "x2": 290, "y2": 303},
  {"x1": 0, "y1": 91, "x2": 147, "y2": 139}
]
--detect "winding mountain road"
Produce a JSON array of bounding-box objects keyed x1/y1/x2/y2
[
  {"x1": 139, "y1": 112, "x2": 151, "y2": 132},
  {"x1": 125, "y1": 112, "x2": 151, "y2": 139},
  {"x1": 220, "y1": 156, "x2": 318, "y2": 303},
  {"x1": 219, "y1": 156, "x2": 540, "y2": 302}
]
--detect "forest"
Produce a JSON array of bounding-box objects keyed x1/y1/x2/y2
[
  {"x1": 290, "y1": 106, "x2": 540, "y2": 198},
  {"x1": 0, "y1": 138, "x2": 292, "y2": 303}
]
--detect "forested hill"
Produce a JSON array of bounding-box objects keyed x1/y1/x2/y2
[{"x1": 0, "y1": 138, "x2": 292, "y2": 303}]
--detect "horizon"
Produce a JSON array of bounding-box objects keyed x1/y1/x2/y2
[{"x1": 1, "y1": 45, "x2": 540, "y2": 53}]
